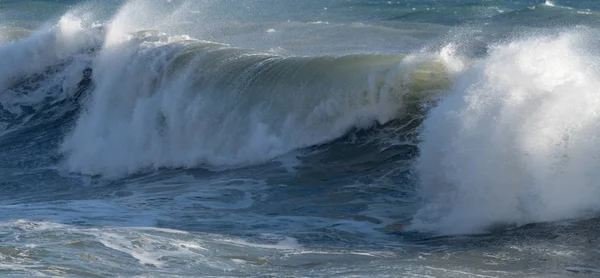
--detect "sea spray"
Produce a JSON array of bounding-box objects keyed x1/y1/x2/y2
[
  {"x1": 0, "y1": 14, "x2": 102, "y2": 93},
  {"x1": 0, "y1": 14, "x2": 103, "y2": 134},
  {"x1": 413, "y1": 30, "x2": 600, "y2": 234}
]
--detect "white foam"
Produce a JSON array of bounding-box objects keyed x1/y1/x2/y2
[
  {"x1": 439, "y1": 43, "x2": 465, "y2": 73},
  {"x1": 2, "y1": 219, "x2": 67, "y2": 231},
  {"x1": 0, "y1": 14, "x2": 102, "y2": 113},
  {"x1": 222, "y1": 236, "x2": 301, "y2": 250},
  {"x1": 89, "y1": 229, "x2": 238, "y2": 271},
  {"x1": 413, "y1": 30, "x2": 600, "y2": 234},
  {"x1": 95, "y1": 232, "x2": 168, "y2": 267}
]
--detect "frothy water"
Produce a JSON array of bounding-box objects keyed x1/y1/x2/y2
[
  {"x1": 415, "y1": 30, "x2": 600, "y2": 234},
  {"x1": 2, "y1": 0, "x2": 600, "y2": 277}
]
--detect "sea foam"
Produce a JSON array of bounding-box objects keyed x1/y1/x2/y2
[{"x1": 413, "y1": 30, "x2": 600, "y2": 234}]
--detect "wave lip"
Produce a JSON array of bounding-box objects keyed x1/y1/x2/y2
[
  {"x1": 0, "y1": 14, "x2": 105, "y2": 135},
  {"x1": 0, "y1": 14, "x2": 103, "y2": 92}
]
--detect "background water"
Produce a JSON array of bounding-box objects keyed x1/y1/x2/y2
[{"x1": 2, "y1": 0, "x2": 600, "y2": 277}]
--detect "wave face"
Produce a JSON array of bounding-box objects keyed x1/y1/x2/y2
[
  {"x1": 60, "y1": 34, "x2": 447, "y2": 176},
  {"x1": 413, "y1": 30, "x2": 600, "y2": 234},
  {"x1": 0, "y1": 2, "x2": 451, "y2": 177},
  {"x1": 3, "y1": 1, "x2": 442, "y2": 176}
]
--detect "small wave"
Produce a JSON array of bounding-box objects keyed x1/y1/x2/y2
[{"x1": 489, "y1": 1, "x2": 600, "y2": 26}]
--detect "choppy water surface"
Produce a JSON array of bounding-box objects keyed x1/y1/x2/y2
[{"x1": 1, "y1": 0, "x2": 600, "y2": 277}]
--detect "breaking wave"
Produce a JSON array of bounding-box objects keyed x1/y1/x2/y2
[
  {"x1": 413, "y1": 29, "x2": 600, "y2": 234},
  {"x1": 0, "y1": 13, "x2": 450, "y2": 176}
]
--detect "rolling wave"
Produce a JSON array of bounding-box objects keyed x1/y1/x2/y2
[
  {"x1": 0, "y1": 14, "x2": 451, "y2": 176},
  {"x1": 62, "y1": 32, "x2": 450, "y2": 176}
]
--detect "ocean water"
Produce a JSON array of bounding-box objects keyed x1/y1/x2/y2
[{"x1": 1, "y1": 0, "x2": 600, "y2": 277}]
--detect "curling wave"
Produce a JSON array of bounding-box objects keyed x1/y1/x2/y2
[{"x1": 59, "y1": 29, "x2": 450, "y2": 176}]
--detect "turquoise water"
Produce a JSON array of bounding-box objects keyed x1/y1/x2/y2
[{"x1": 1, "y1": 0, "x2": 600, "y2": 277}]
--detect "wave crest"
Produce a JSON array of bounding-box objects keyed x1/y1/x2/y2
[{"x1": 59, "y1": 30, "x2": 449, "y2": 176}]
